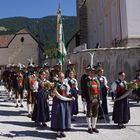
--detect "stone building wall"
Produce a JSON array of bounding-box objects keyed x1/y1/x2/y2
[
  {"x1": 77, "y1": 0, "x2": 88, "y2": 45},
  {"x1": 64, "y1": 47, "x2": 140, "y2": 86}
]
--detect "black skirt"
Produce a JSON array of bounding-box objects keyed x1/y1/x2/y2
[
  {"x1": 101, "y1": 87, "x2": 108, "y2": 114},
  {"x1": 70, "y1": 88, "x2": 79, "y2": 115},
  {"x1": 32, "y1": 91, "x2": 50, "y2": 123},
  {"x1": 51, "y1": 96, "x2": 71, "y2": 131},
  {"x1": 112, "y1": 96, "x2": 130, "y2": 124}
]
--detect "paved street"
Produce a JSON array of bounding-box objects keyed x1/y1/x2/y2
[{"x1": 0, "y1": 85, "x2": 140, "y2": 140}]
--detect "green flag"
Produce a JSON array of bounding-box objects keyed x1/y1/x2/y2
[{"x1": 56, "y1": 3, "x2": 67, "y2": 65}]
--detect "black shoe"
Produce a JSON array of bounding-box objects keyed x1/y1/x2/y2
[
  {"x1": 27, "y1": 114, "x2": 32, "y2": 118},
  {"x1": 61, "y1": 132, "x2": 66, "y2": 137},
  {"x1": 88, "y1": 128, "x2": 93, "y2": 134},
  {"x1": 118, "y1": 125, "x2": 123, "y2": 129},
  {"x1": 83, "y1": 110, "x2": 86, "y2": 114},
  {"x1": 37, "y1": 123, "x2": 41, "y2": 127},
  {"x1": 92, "y1": 128, "x2": 99, "y2": 133},
  {"x1": 56, "y1": 133, "x2": 62, "y2": 138},
  {"x1": 15, "y1": 104, "x2": 19, "y2": 108},
  {"x1": 118, "y1": 124, "x2": 125, "y2": 129},
  {"x1": 42, "y1": 123, "x2": 47, "y2": 127},
  {"x1": 98, "y1": 116, "x2": 104, "y2": 119},
  {"x1": 20, "y1": 104, "x2": 24, "y2": 108},
  {"x1": 121, "y1": 124, "x2": 126, "y2": 128},
  {"x1": 39, "y1": 124, "x2": 43, "y2": 127},
  {"x1": 71, "y1": 118, "x2": 75, "y2": 121}
]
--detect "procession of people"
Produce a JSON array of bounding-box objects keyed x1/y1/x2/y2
[{"x1": 1, "y1": 60, "x2": 140, "y2": 138}]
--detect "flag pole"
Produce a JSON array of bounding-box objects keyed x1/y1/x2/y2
[{"x1": 56, "y1": 1, "x2": 67, "y2": 69}]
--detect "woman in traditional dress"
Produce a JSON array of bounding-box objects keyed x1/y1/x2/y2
[
  {"x1": 97, "y1": 68, "x2": 109, "y2": 118},
  {"x1": 32, "y1": 71, "x2": 50, "y2": 127},
  {"x1": 111, "y1": 72, "x2": 130, "y2": 128},
  {"x1": 51, "y1": 72, "x2": 74, "y2": 138},
  {"x1": 65, "y1": 71, "x2": 79, "y2": 121}
]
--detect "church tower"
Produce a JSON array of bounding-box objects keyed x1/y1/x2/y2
[{"x1": 76, "y1": 0, "x2": 88, "y2": 46}]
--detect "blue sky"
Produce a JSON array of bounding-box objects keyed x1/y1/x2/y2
[{"x1": 0, "y1": 0, "x2": 76, "y2": 19}]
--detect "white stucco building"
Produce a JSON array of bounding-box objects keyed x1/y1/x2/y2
[
  {"x1": 77, "y1": 0, "x2": 140, "y2": 48},
  {"x1": 65, "y1": 0, "x2": 140, "y2": 84}
]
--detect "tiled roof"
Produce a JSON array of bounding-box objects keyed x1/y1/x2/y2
[
  {"x1": 0, "y1": 28, "x2": 44, "y2": 52},
  {"x1": 17, "y1": 28, "x2": 30, "y2": 34},
  {"x1": 0, "y1": 28, "x2": 30, "y2": 48},
  {"x1": 0, "y1": 34, "x2": 15, "y2": 48}
]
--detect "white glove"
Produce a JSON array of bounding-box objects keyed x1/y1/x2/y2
[{"x1": 99, "y1": 100, "x2": 102, "y2": 105}]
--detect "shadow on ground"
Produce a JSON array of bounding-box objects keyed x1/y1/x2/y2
[
  {"x1": 0, "y1": 110, "x2": 27, "y2": 116},
  {"x1": 0, "y1": 104, "x2": 16, "y2": 107},
  {"x1": 129, "y1": 102, "x2": 140, "y2": 107},
  {"x1": 0, "y1": 121, "x2": 36, "y2": 128},
  {"x1": 0, "y1": 130, "x2": 56, "y2": 139}
]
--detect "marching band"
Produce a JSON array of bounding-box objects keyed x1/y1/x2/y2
[{"x1": 1, "y1": 61, "x2": 140, "y2": 138}]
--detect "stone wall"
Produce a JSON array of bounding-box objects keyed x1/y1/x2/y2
[{"x1": 64, "y1": 47, "x2": 140, "y2": 86}]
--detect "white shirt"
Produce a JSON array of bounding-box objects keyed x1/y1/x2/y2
[
  {"x1": 98, "y1": 75, "x2": 109, "y2": 89},
  {"x1": 64, "y1": 77, "x2": 79, "y2": 91},
  {"x1": 110, "y1": 82, "x2": 117, "y2": 93},
  {"x1": 110, "y1": 80, "x2": 127, "y2": 93},
  {"x1": 33, "y1": 80, "x2": 39, "y2": 92}
]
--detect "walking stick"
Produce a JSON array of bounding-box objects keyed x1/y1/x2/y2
[{"x1": 99, "y1": 103, "x2": 108, "y2": 124}]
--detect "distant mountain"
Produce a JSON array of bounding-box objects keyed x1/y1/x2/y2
[{"x1": 0, "y1": 16, "x2": 79, "y2": 57}]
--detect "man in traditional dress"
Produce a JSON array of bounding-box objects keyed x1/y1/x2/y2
[
  {"x1": 5, "y1": 65, "x2": 13, "y2": 100},
  {"x1": 65, "y1": 60, "x2": 76, "y2": 78},
  {"x1": 83, "y1": 66, "x2": 102, "y2": 134},
  {"x1": 25, "y1": 64, "x2": 37, "y2": 118},
  {"x1": 50, "y1": 63, "x2": 61, "y2": 82},
  {"x1": 15, "y1": 68, "x2": 24, "y2": 107},
  {"x1": 80, "y1": 65, "x2": 91, "y2": 114},
  {"x1": 42, "y1": 63, "x2": 50, "y2": 80}
]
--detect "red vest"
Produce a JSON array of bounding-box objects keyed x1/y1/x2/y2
[
  {"x1": 18, "y1": 78, "x2": 23, "y2": 85},
  {"x1": 58, "y1": 84, "x2": 67, "y2": 97},
  {"x1": 88, "y1": 80, "x2": 98, "y2": 96},
  {"x1": 17, "y1": 72, "x2": 24, "y2": 86},
  {"x1": 116, "y1": 84, "x2": 126, "y2": 93},
  {"x1": 45, "y1": 71, "x2": 49, "y2": 80},
  {"x1": 30, "y1": 75, "x2": 36, "y2": 92}
]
